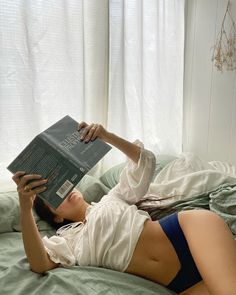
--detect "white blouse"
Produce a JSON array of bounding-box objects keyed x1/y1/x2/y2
[{"x1": 42, "y1": 141, "x2": 156, "y2": 272}]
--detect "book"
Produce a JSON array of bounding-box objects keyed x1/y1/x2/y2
[{"x1": 7, "y1": 115, "x2": 112, "y2": 208}]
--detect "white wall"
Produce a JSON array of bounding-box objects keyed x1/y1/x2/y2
[{"x1": 183, "y1": 0, "x2": 236, "y2": 165}]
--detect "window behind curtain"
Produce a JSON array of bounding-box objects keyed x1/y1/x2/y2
[{"x1": 0, "y1": 0, "x2": 109, "y2": 190}]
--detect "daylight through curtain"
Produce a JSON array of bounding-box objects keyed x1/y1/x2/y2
[
  {"x1": 107, "y1": 0, "x2": 185, "y2": 164},
  {"x1": 0, "y1": 0, "x2": 185, "y2": 189},
  {"x1": 0, "y1": 0, "x2": 109, "y2": 189}
]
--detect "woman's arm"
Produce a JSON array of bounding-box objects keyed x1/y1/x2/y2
[
  {"x1": 78, "y1": 122, "x2": 156, "y2": 204},
  {"x1": 20, "y1": 208, "x2": 59, "y2": 273},
  {"x1": 78, "y1": 122, "x2": 141, "y2": 163},
  {"x1": 12, "y1": 172, "x2": 59, "y2": 274}
]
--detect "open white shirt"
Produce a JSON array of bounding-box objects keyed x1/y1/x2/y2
[{"x1": 42, "y1": 141, "x2": 156, "y2": 271}]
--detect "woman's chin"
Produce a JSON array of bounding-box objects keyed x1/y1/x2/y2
[
  {"x1": 68, "y1": 193, "x2": 76, "y2": 201},
  {"x1": 69, "y1": 188, "x2": 83, "y2": 199},
  {"x1": 68, "y1": 192, "x2": 82, "y2": 203}
]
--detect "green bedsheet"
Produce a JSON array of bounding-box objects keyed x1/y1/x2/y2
[
  {"x1": 2, "y1": 153, "x2": 236, "y2": 294},
  {"x1": 0, "y1": 232, "x2": 175, "y2": 295},
  {"x1": 0, "y1": 189, "x2": 176, "y2": 295}
]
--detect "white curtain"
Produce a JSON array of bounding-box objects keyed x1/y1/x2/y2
[
  {"x1": 0, "y1": 0, "x2": 185, "y2": 189},
  {"x1": 107, "y1": 0, "x2": 185, "y2": 163},
  {"x1": 0, "y1": 0, "x2": 109, "y2": 190}
]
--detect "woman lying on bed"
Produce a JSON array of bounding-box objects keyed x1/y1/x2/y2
[{"x1": 12, "y1": 122, "x2": 236, "y2": 295}]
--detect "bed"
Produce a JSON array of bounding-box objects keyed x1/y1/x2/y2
[{"x1": 1, "y1": 153, "x2": 236, "y2": 295}]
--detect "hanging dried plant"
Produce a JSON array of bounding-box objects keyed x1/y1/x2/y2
[{"x1": 212, "y1": 0, "x2": 236, "y2": 72}]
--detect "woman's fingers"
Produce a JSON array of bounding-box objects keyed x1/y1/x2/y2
[
  {"x1": 17, "y1": 174, "x2": 43, "y2": 190},
  {"x1": 78, "y1": 122, "x2": 106, "y2": 142},
  {"x1": 91, "y1": 125, "x2": 101, "y2": 141},
  {"x1": 12, "y1": 172, "x2": 47, "y2": 204},
  {"x1": 33, "y1": 185, "x2": 47, "y2": 194},
  {"x1": 23, "y1": 179, "x2": 48, "y2": 192},
  {"x1": 15, "y1": 174, "x2": 46, "y2": 194},
  {"x1": 78, "y1": 121, "x2": 91, "y2": 140},
  {"x1": 80, "y1": 124, "x2": 98, "y2": 142},
  {"x1": 77, "y1": 121, "x2": 88, "y2": 131},
  {"x1": 84, "y1": 124, "x2": 98, "y2": 142},
  {"x1": 12, "y1": 171, "x2": 26, "y2": 185},
  {"x1": 14, "y1": 173, "x2": 47, "y2": 210}
]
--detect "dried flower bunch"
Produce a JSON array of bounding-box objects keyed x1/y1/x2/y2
[{"x1": 212, "y1": 0, "x2": 236, "y2": 72}]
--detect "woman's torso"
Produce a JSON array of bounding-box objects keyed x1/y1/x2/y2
[{"x1": 125, "y1": 219, "x2": 181, "y2": 286}]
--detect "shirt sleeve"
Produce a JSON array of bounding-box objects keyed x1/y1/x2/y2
[
  {"x1": 42, "y1": 235, "x2": 76, "y2": 267},
  {"x1": 108, "y1": 140, "x2": 156, "y2": 204}
]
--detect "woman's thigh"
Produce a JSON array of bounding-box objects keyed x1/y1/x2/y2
[
  {"x1": 179, "y1": 209, "x2": 236, "y2": 295},
  {"x1": 180, "y1": 280, "x2": 209, "y2": 295}
]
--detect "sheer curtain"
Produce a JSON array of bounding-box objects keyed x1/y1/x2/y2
[
  {"x1": 0, "y1": 0, "x2": 185, "y2": 189},
  {"x1": 0, "y1": 0, "x2": 109, "y2": 190},
  {"x1": 107, "y1": 0, "x2": 185, "y2": 163}
]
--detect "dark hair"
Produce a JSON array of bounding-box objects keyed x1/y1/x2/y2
[{"x1": 34, "y1": 196, "x2": 72, "y2": 230}]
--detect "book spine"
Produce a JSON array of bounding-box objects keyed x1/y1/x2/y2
[{"x1": 38, "y1": 132, "x2": 79, "y2": 172}]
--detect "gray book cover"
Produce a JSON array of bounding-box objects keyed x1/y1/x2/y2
[{"x1": 7, "y1": 115, "x2": 111, "y2": 208}]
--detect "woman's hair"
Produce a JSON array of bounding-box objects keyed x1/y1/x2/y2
[{"x1": 34, "y1": 196, "x2": 72, "y2": 230}]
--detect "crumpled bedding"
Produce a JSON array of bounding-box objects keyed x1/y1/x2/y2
[
  {"x1": 0, "y1": 193, "x2": 175, "y2": 295},
  {"x1": 0, "y1": 230, "x2": 175, "y2": 295},
  {"x1": 137, "y1": 153, "x2": 236, "y2": 236},
  {"x1": 1, "y1": 152, "x2": 236, "y2": 294}
]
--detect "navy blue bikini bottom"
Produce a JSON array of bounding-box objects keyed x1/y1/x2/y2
[{"x1": 159, "y1": 213, "x2": 202, "y2": 294}]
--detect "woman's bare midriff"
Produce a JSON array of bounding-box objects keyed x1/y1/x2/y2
[{"x1": 125, "y1": 219, "x2": 181, "y2": 286}]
